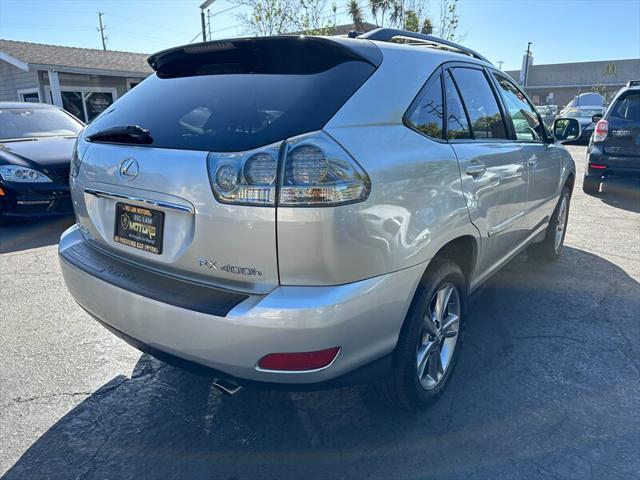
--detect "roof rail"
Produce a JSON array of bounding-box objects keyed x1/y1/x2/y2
[
  {"x1": 358, "y1": 28, "x2": 491, "y2": 64},
  {"x1": 627, "y1": 80, "x2": 640, "y2": 87}
]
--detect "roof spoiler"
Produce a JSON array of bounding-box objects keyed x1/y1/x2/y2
[{"x1": 147, "y1": 36, "x2": 382, "y2": 78}]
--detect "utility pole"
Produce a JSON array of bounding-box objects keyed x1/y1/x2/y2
[
  {"x1": 523, "y1": 41, "x2": 532, "y2": 86},
  {"x1": 497, "y1": 60, "x2": 504, "y2": 70},
  {"x1": 200, "y1": 0, "x2": 215, "y2": 42},
  {"x1": 97, "y1": 12, "x2": 107, "y2": 51},
  {"x1": 207, "y1": 9, "x2": 212, "y2": 40}
]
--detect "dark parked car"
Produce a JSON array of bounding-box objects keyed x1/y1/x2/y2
[
  {"x1": 584, "y1": 81, "x2": 640, "y2": 194},
  {"x1": 0, "y1": 102, "x2": 83, "y2": 225},
  {"x1": 562, "y1": 106, "x2": 605, "y2": 143}
]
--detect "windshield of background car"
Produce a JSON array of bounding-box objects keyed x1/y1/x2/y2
[
  {"x1": 84, "y1": 61, "x2": 375, "y2": 153},
  {"x1": 609, "y1": 93, "x2": 640, "y2": 122},
  {"x1": 0, "y1": 107, "x2": 83, "y2": 140}
]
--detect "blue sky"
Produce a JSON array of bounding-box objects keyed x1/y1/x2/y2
[{"x1": 1, "y1": 0, "x2": 638, "y2": 70}]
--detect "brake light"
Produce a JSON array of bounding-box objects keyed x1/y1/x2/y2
[
  {"x1": 593, "y1": 119, "x2": 608, "y2": 142},
  {"x1": 258, "y1": 347, "x2": 340, "y2": 371}
]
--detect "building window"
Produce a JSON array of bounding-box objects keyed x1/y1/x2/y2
[
  {"x1": 46, "y1": 87, "x2": 117, "y2": 123},
  {"x1": 18, "y1": 89, "x2": 40, "y2": 103}
]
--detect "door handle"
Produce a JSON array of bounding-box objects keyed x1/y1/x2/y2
[{"x1": 465, "y1": 162, "x2": 486, "y2": 177}]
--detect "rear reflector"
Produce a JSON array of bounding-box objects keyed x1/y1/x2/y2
[
  {"x1": 258, "y1": 347, "x2": 340, "y2": 371},
  {"x1": 590, "y1": 164, "x2": 607, "y2": 169}
]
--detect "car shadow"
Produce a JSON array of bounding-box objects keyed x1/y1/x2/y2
[
  {"x1": 596, "y1": 178, "x2": 640, "y2": 214},
  {"x1": 4, "y1": 246, "x2": 640, "y2": 479},
  {"x1": 0, "y1": 216, "x2": 74, "y2": 254}
]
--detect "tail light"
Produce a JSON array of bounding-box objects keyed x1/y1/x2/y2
[
  {"x1": 593, "y1": 119, "x2": 608, "y2": 142},
  {"x1": 207, "y1": 131, "x2": 370, "y2": 207}
]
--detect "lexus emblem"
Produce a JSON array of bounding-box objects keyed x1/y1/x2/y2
[{"x1": 119, "y1": 158, "x2": 139, "y2": 181}]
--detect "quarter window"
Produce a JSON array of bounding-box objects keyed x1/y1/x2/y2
[
  {"x1": 450, "y1": 67, "x2": 508, "y2": 140},
  {"x1": 493, "y1": 73, "x2": 544, "y2": 141},
  {"x1": 444, "y1": 71, "x2": 472, "y2": 139},
  {"x1": 406, "y1": 74, "x2": 444, "y2": 139}
]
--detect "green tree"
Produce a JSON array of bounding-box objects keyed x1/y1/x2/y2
[
  {"x1": 404, "y1": 9, "x2": 419, "y2": 32},
  {"x1": 421, "y1": 16, "x2": 433, "y2": 34},
  {"x1": 438, "y1": 0, "x2": 460, "y2": 41},
  {"x1": 347, "y1": 0, "x2": 365, "y2": 30},
  {"x1": 234, "y1": 0, "x2": 297, "y2": 35},
  {"x1": 369, "y1": 0, "x2": 393, "y2": 26},
  {"x1": 296, "y1": 0, "x2": 337, "y2": 34}
]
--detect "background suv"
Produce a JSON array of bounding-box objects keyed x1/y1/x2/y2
[
  {"x1": 584, "y1": 80, "x2": 640, "y2": 194},
  {"x1": 59, "y1": 30, "x2": 577, "y2": 410}
]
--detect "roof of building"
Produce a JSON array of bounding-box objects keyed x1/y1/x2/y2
[{"x1": 0, "y1": 39, "x2": 152, "y2": 75}]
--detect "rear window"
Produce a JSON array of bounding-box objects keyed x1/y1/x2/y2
[
  {"x1": 85, "y1": 60, "x2": 375, "y2": 152},
  {"x1": 609, "y1": 93, "x2": 640, "y2": 121}
]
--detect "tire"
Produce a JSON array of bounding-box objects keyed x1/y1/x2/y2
[
  {"x1": 377, "y1": 258, "x2": 466, "y2": 411},
  {"x1": 528, "y1": 186, "x2": 571, "y2": 261},
  {"x1": 582, "y1": 175, "x2": 600, "y2": 195}
]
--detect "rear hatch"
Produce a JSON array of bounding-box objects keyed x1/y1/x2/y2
[
  {"x1": 73, "y1": 36, "x2": 379, "y2": 294},
  {"x1": 603, "y1": 91, "x2": 640, "y2": 163}
]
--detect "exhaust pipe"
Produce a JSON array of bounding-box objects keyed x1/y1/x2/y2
[{"x1": 212, "y1": 378, "x2": 243, "y2": 396}]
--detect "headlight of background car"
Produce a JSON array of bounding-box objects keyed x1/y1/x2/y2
[{"x1": 0, "y1": 165, "x2": 53, "y2": 183}]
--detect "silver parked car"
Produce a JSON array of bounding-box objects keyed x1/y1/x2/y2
[{"x1": 59, "y1": 29, "x2": 580, "y2": 410}]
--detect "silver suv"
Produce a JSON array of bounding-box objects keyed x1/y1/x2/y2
[{"x1": 59, "y1": 29, "x2": 579, "y2": 409}]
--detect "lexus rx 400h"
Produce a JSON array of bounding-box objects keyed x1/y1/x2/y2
[{"x1": 59, "y1": 30, "x2": 579, "y2": 409}]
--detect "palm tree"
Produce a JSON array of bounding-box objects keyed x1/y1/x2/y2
[
  {"x1": 369, "y1": 0, "x2": 392, "y2": 26},
  {"x1": 348, "y1": 0, "x2": 365, "y2": 30}
]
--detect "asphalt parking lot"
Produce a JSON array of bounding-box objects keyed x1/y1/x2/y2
[{"x1": 1, "y1": 145, "x2": 638, "y2": 479}]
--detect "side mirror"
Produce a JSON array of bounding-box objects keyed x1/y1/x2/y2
[
  {"x1": 592, "y1": 114, "x2": 603, "y2": 123},
  {"x1": 553, "y1": 118, "x2": 581, "y2": 143}
]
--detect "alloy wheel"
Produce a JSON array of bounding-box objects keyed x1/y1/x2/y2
[
  {"x1": 416, "y1": 283, "x2": 461, "y2": 390},
  {"x1": 554, "y1": 195, "x2": 568, "y2": 253}
]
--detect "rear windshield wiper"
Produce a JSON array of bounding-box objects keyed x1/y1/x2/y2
[{"x1": 86, "y1": 125, "x2": 153, "y2": 145}]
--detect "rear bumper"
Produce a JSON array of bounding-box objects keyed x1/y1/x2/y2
[
  {"x1": 587, "y1": 146, "x2": 640, "y2": 178},
  {"x1": 0, "y1": 180, "x2": 72, "y2": 218},
  {"x1": 59, "y1": 225, "x2": 424, "y2": 385}
]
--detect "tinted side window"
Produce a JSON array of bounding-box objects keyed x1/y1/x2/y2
[
  {"x1": 444, "y1": 71, "x2": 472, "y2": 139},
  {"x1": 406, "y1": 75, "x2": 444, "y2": 139},
  {"x1": 493, "y1": 73, "x2": 544, "y2": 141},
  {"x1": 450, "y1": 67, "x2": 508, "y2": 140},
  {"x1": 610, "y1": 93, "x2": 640, "y2": 121}
]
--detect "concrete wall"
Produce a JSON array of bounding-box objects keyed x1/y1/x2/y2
[
  {"x1": 508, "y1": 58, "x2": 640, "y2": 89},
  {"x1": 0, "y1": 61, "x2": 38, "y2": 101},
  {"x1": 506, "y1": 58, "x2": 640, "y2": 108}
]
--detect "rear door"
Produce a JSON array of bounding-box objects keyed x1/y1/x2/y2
[
  {"x1": 604, "y1": 91, "x2": 640, "y2": 163},
  {"x1": 445, "y1": 65, "x2": 528, "y2": 274}
]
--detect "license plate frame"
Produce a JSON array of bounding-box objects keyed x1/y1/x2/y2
[{"x1": 114, "y1": 202, "x2": 164, "y2": 255}]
